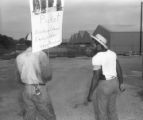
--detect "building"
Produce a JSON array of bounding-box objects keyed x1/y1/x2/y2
[
  {"x1": 93, "y1": 25, "x2": 142, "y2": 55},
  {"x1": 68, "y1": 30, "x2": 92, "y2": 57}
]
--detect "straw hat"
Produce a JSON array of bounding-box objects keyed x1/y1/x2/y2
[{"x1": 91, "y1": 34, "x2": 108, "y2": 49}]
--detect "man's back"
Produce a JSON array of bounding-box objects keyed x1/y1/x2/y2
[
  {"x1": 16, "y1": 47, "x2": 52, "y2": 84},
  {"x1": 92, "y1": 49, "x2": 117, "y2": 80}
]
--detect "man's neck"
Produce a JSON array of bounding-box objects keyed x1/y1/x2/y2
[{"x1": 98, "y1": 48, "x2": 108, "y2": 53}]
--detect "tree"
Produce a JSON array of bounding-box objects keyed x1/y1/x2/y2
[{"x1": 0, "y1": 34, "x2": 16, "y2": 50}]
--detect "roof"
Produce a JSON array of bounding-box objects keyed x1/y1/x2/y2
[
  {"x1": 69, "y1": 31, "x2": 92, "y2": 44},
  {"x1": 101, "y1": 25, "x2": 141, "y2": 32}
]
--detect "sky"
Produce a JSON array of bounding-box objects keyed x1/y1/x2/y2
[{"x1": 0, "y1": 0, "x2": 142, "y2": 40}]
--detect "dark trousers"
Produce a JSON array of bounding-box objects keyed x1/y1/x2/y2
[
  {"x1": 92, "y1": 78, "x2": 119, "y2": 120},
  {"x1": 20, "y1": 85, "x2": 56, "y2": 120}
]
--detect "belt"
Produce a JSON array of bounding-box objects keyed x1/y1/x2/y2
[
  {"x1": 22, "y1": 82, "x2": 46, "y2": 86},
  {"x1": 106, "y1": 76, "x2": 117, "y2": 80}
]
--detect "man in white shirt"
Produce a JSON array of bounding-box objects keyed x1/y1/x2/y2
[
  {"x1": 16, "y1": 33, "x2": 56, "y2": 120},
  {"x1": 86, "y1": 34, "x2": 125, "y2": 120}
]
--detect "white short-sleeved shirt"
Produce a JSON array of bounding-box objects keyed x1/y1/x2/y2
[
  {"x1": 16, "y1": 47, "x2": 49, "y2": 84},
  {"x1": 92, "y1": 50, "x2": 117, "y2": 80}
]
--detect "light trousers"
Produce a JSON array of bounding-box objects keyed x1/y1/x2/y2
[
  {"x1": 92, "y1": 78, "x2": 119, "y2": 120},
  {"x1": 20, "y1": 85, "x2": 56, "y2": 120}
]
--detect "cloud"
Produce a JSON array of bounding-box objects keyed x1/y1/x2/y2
[
  {"x1": 0, "y1": 0, "x2": 30, "y2": 39},
  {"x1": 63, "y1": 1, "x2": 140, "y2": 38}
]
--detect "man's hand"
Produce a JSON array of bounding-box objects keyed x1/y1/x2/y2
[
  {"x1": 119, "y1": 84, "x2": 126, "y2": 92},
  {"x1": 77, "y1": 96, "x2": 92, "y2": 107},
  {"x1": 82, "y1": 98, "x2": 91, "y2": 106},
  {"x1": 87, "y1": 95, "x2": 92, "y2": 102},
  {"x1": 82, "y1": 96, "x2": 92, "y2": 106}
]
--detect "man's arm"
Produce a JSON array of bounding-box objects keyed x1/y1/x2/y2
[
  {"x1": 116, "y1": 59, "x2": 125, "y2": 92},
  {"x1": 87, "y1": 68, "x2": 101, "y2": 102},
  {"x1": 116, "y1": 59, "x2": 123, "y2": 84},
  {"x1": 16, "y1": 70, "x2": 21, "y2": 81},
  {"x1": 39, "y1": 53, "x2": 52, "y2": 82},
  {"x1": 15, "y1": 58, "x2": 22, "y2": 84},
  {"x1": 16, "y1": 70, "x2": 24, "y2": 84}
]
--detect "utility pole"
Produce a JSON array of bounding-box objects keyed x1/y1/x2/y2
[
  {"x1": 0, "y1": 7, "x2": 2, "y2": 33},
  {"x1": 141, "y1": 1, "x2": 143, "y2": 80},
  {"x1": 140, "y1": 1, "x2": 142, "y2": 55}
]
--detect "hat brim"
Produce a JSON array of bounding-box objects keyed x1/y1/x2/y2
[{"x1": 91, "y1": 35, "x2": 108, "y2": 49}]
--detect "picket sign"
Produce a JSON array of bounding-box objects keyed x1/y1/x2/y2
[{"x1": 29, "y1": 0, "x2": 64, "y2": 53}]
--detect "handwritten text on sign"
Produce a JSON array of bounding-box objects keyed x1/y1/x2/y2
[{"x1": 31, "y1": 11, "x2": 63, "y2": 52}]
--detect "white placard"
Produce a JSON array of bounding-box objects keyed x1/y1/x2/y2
[{"x1": 29, "y1": 0, "x2": 64, "y2": 52}]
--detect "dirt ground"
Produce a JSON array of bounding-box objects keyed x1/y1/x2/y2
[{"x1": 0, "y1": 56, "x2": 143, "y2": 120}]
